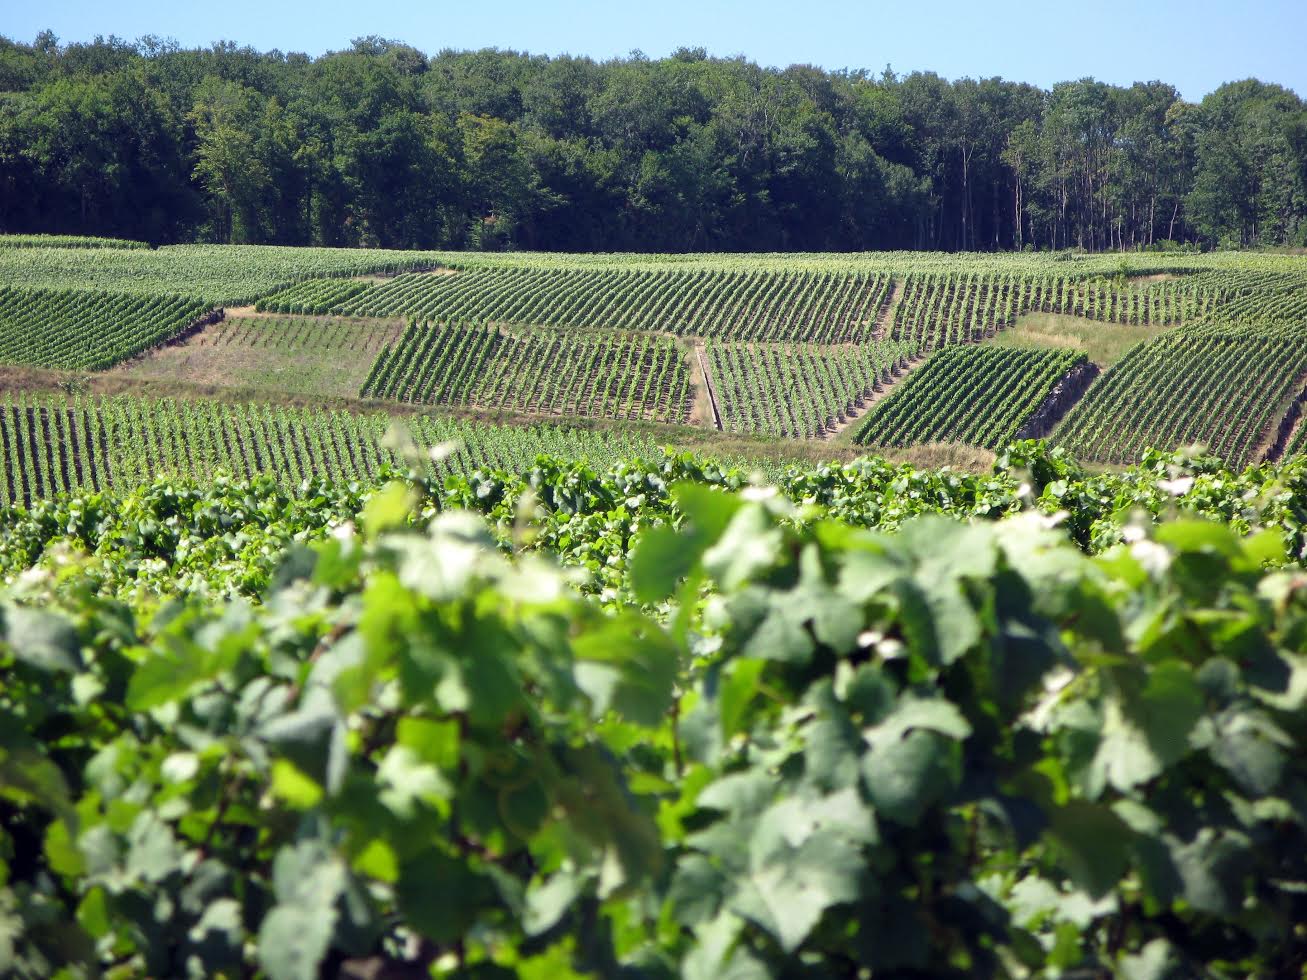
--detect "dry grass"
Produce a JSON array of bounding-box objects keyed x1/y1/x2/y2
[
  {"x1": 989, "y1": 312, "x2": 1178, "y2": 367},
  {"x1": 108, "y1": 317, "x2": 404, "y2": 399}
]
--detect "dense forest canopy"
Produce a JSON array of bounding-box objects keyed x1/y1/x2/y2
[{"x1": 2, "y1": 31, "x2": 1306, "y2": 252}]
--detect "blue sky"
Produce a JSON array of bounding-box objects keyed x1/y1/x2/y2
[{"x1": 5, "y1": 0, "x2": 1304, "y2": 100}]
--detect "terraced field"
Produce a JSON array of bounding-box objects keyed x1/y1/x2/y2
[
  {"x1": 706, "y1": 339, "x2": 918, "y2": 439},
  {"x1": 333, "y1": 267, "x2": 893, "y2": 342}
]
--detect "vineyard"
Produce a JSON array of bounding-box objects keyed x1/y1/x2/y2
[
  {"x1": 254, "y1": 277, "x2": 382, "y2": 314},
  {"x1": 887, "y1": 270, "x2": 1207, "y2": 349},
  {"x1": 200, "y1": 315, "x2": 403, "y2": 355},
  {"x1": 361, "y1": 321, "x2": 692, "y2": 422},
  {"x1": 0, "y1": 243, "x2": 446, "y2": 302},
  {"x1": 7, "y1": 243, "x2": 1307, "y2": 979},
  {"x1": 705, "y1": 339, "x2": 918, "y2": 438},
  {"x1": 1052, "y1": 320, "x2": 1307, "y2": 466},
  {"x1": 855, "y1": 346, "x2": 1087, "y2": 449},
  {"x1": 0, "y1": 287, "x2": 212, "y2": 369},
  {"x1": 335, "y1": 266, "x2": 893, "y2": 341},
  {"x1": 0, "y1": 392, "x2": 660, "y2": 507},
  {"x1": 4, "y1": 448, "x2": 1307, "y2": 978},
  {"x1": 2, "y1": 247, "x2": 1307, "y2": 472},
  {"x1": 0, "y1": 233, "x2": 151, "y2": 249}
]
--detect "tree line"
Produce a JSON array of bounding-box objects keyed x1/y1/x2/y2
[{"x1": 2, "y1": 31, "x2": 1305, "y2": 252}]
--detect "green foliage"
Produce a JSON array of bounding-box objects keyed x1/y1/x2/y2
[
  {"x1": 0, "y1": 391, "x2": 661, "y2": 509},
  {"x1": 2, "y1": 477, "x2": 1306, "y2": 976},
  {"x1": 341, "y1": 267, "x2": 893, "y2": 343},
  {"x1": 707, "y1": 338, "x2": 917, "y2": 439}
]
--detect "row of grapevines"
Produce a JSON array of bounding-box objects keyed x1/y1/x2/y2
[
  {"x1": 1053, "y1": 322, "x2": 1307, "y2": 467},
  {"x1": 0, "y1": 392, "x2": 661, "y2": 507},
  {"x1": 855, "y1": 346, "x2": 1086, "y2": 449},
  {"x1": 0, "y1": 233, "x2": 150, "y2": 249},
  {"x1": 201, "y1": 316, "x2": 402, "y2": 355},
  {"x1": 361, "y1": 321, "x2": 692, "y2": 423},
  {"x1": 705, "y1": 339, "x2": 919, "y2": 439},
  {"x1": 336, "y1": 267, "x2": 891, "y2": 342},
  {"x1": 888, "y1": 271, "x2": 1206, "y2": 349},
  {"x1": 0, "y1": 287, "x2": 212, "y2": 369},
  {"x1": 0, "y1": 244, "x2": 445, "y2": 303}
]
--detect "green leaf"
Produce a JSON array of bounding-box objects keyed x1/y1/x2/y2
[
  {"x1": 124, "y1": 811, "x2": 184, "y2": 884},
  {"x1": 720, "y1": 658, "x2": 765, "y2": 739},
  {"x1": 729, "y1": 831, "x2": 862, "y2": 953},
  {"x1": 257, "y1": 840, "x2": 346, "y2": 980},
  {"x1": 863, "y1": 729, "x2": 961, "y2": 825},
  {"x1": 1169, "y1": 828, "x2": 1250, "y2": 915},
  {"x1": 573, "y1": 611, "x2": 679, "y2": 726},
  {"x1": 395, "y1": 849, "x2": 490, "y2": 944},
  {"x1": 360, "y1": 481, "x2": 415, "y2": 538},
  {"x1": 1046, "y1": 802, "x2": 1133, "y2": 899},
  {"x1": 866, "y1": 695, "x2": 973, "y2": 744},
  {"x1": 682, "y1": 911, "x2": 773, "y2": 980},
  {"x1": 669, "y1": 855, "x2": 727, "y2": 927},
  {"x1": 44, "y1": 818, "x2": 84, "y2": 877},
  {"x1": 271, "y1": 759, "x2": 324, "y2": 810},
  {"x1": 1209, "y1": 709, "x2": 1289, "y2": 795},
  {"x1": 1090, "y1": 662, "x2": 1203, "y2": 796},
  {"x1": 523, "y1": 870, "x2": 584, "y2": 936},
  {"x1": 629, "y1": 524, "x2": 696, "y2": 604},
  {"x1": 703, "y1": 506, "x2": 783, "y2": 591},
  {"x1": 1118, "y1": 938, "x2": 1181, "y2": 980},
  {"x1": 395, "y1": 716, "x2": 460, "y2": 770},
  {"x1": 1, "y1": 605, "x2": 81, "y2": 672}
]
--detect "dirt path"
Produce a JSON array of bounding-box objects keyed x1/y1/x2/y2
[
  {"x1": 1256, "y1": 372, "x2": 1307, "y2": 463},
  {"x1": 694, "y1": 343, "x2": 723, "y2": 430},
  {"x1": 819, "y1": 352, "x2": 928, "y2": 442},
  {"x1": 870, "y1": 278, "x2": 904, "y2": 340}
]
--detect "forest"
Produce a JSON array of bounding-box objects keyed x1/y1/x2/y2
[{"x1": 1, "y1": 31, "x2": 1305, "y2": 253}]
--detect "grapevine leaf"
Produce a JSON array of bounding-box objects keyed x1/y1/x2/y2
[
  {"x1": 863, "y1": 729, "x2": 961, "y2": 825},
  {"x1": 257, "y1": 841, "x2": 346, "y2": 980},
  {"x1": 1, "y1": 605, "x2": 81, "y2": 672}
]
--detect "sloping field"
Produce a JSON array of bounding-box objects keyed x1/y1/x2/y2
[{"x1": 855, "y1": 346, "x2": 1087, "y2": 450}]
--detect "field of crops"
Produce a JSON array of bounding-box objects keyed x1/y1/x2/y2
[
  {"x1": 0, "y1": 244, "x2": 445, "y2": 302},
  {"x1": 706, "y1": 339, "x2": 918, "y2": 438},
  {"x1": 3, "y1": 245, "x2": 1307, "y2": 471},
  {"x1": 887, "y1": 271, "x2": 1207, "y2": 349},
  {"x1": 0, "y1": 287, "x2": 212, "y2": 369},
  {"x1": 0, "y1": 392, "x2": 660, "y2": 507},
  {"x1": 201, "y1": 315, "x2": 402, "y2": 355},
  {"x1": 1053, "y1": 320, "x2": 1307, "y2": 466},
  {"x1": 8, "y1": 241, "x2": 1307, "y2": 980},
  {"x1": 335, "y1": 267, "x2": 893, "y2": 342},
  {"x1": 361, "y1": 321, "x2": 693, "y2": 422},
  {"x1": 0, "y1": 233, "x2": 151, "y2": 249},
  {"x1": 855, "y1": 345, "x2": 1087, "y2": 449}
]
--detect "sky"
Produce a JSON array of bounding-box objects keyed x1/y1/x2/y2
[{"x1": 4, "y1": 0, "x2": 1304, "y2": 101}]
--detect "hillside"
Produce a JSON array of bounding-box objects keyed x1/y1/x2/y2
[{"x1": 2, "y1": 241, "x2": 1307, "y2": 502}]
